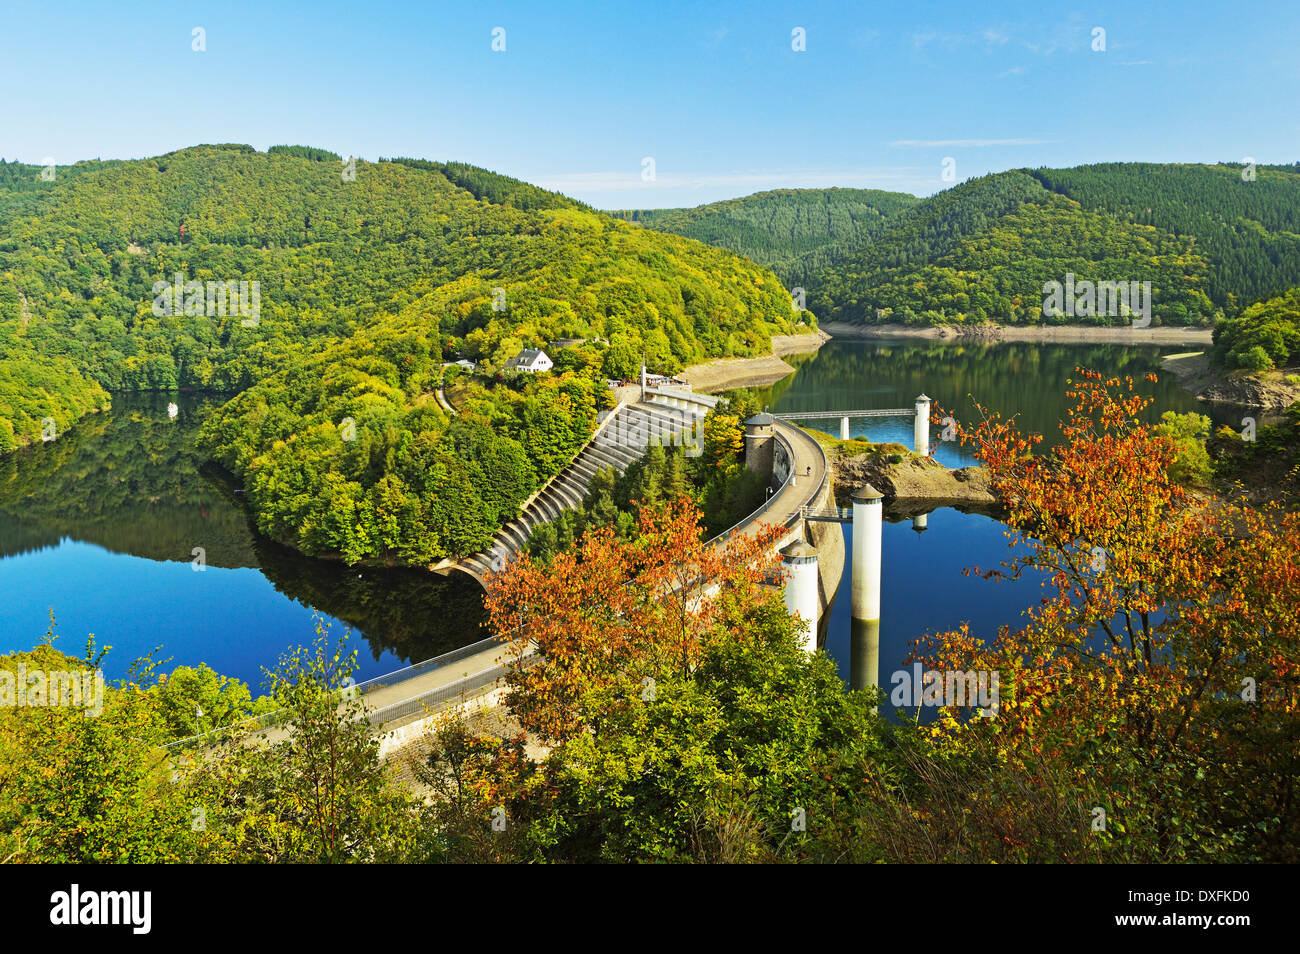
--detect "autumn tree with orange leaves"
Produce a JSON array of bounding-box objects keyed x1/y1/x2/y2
[
  {"x1": 484, "y1": 497, "x2": 788, "y2": 743},
  {"x1": 918, "y1": 371, "x2": 1300, "y2": 860},
  {"x1": 472, "y1": 496, "x2": 889, "y2": 862}
]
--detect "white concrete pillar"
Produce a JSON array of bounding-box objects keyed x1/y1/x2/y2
[
  {"x1": 840, "y1": 416, "x2": 850, "y2": 441},
  {"x1": 912, "y1": 512, "x2": 928, "y2": 534},
  {"x1": 914, "y1": 394, "x2": 931, "y2": 455},
  {"x1": 851, "y1": 484, "x2": 884, "y2": 704},
  {"x1": 851, "y1": 484, "x2": 883, "y2": 622},
  {"x1": 781, "y1": 540, "x2": 820, "y2": 654}
]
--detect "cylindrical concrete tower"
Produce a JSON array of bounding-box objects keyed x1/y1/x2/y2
[
  {"x1": 914, "y1": 393, "x2": 931, "y2": 455},
  {"x1": 743, "y1": 413, "x2": 776, "y2": 475},
  {"x1": 912, "y1": 512, "x2": 928, "y2": 534},
  {"x1": 851, "y1": 484, "x2": 883, "y2": 704},
  {"x1": 851, "y1": 484, "x2": 883, "y2": 621},
  {"x1": 780, "y1": 540, "x2": 820, "y2": 654}
]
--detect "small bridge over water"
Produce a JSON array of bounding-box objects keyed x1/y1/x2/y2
[{"x1": 773, "y1": 394, "x2": 932, "y2": 446}]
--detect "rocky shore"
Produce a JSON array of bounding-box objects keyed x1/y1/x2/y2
[
  {"x1": 821, "y1": 438, "x2": 998, "y2": 514},
  {"x1": 1160, "y1": 353, "x2": 1300, "y2": 410}
]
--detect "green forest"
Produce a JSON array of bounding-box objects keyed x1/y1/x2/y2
[
  {"x1": 624, "y1": 163, "x2": 1300, "y2": 331},
  {"x1": 9, "y1": 149, "x2": 1299, "y2": 564},
  {"x1": 1212, "y1": 286, "x2": 1300, "y2": 370},
  {"x1": 612, "y1": 188, "x2": 920, "y2": 286},
  {"x1": 0, "y1": 144, "x2": 800, "y2": 561}
]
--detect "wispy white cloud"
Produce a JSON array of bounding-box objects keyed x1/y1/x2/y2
[
  {"x1": 849, "y1": 28, "x2": 881, "y2": 49},
  {"x1": 702, "y1": 27, "x2": 729, "y2": 50},
  {"x1": 889, "y1": 137, "x2": 1053, "y2": 148},
  {"x1": 999, "y1": 66, "x2": 1027, "y2": 77},
  {"x1": 1021, "y1": 16, "x2": 1091, "y2": 56},
  {"x1": 1119, "y1": 60, "x2": 1154, "y2": 67},
  {"x1": 913, "y1": 26, "x2": 1013, "y2": 51},
  {"x1": 911, "y1": 31, "x2": 965, "y2": 51}
]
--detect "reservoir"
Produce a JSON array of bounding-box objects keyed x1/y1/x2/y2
[{"x1": 0, "y1": 340, "x2": 1233, "y2": 695}]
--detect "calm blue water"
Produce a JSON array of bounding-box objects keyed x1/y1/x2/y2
[
  {"x1": 0, "y1": 341, "x2": 1224, "y2": 696},
  {"x1": 0, "y1": 539, "x2": 363, "y2": 694},
  {"x1": 761, "y1": 338, "x2": 1225, "y2": 696},
  {"x1": 0, "y1": 394, "x2": 486, "y2": 692},
  {"x1": 820, "y1": 511, "x2": 1044, "y2": 698}
]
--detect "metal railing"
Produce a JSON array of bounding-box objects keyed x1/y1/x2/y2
[
  {"x1": 801, "y1": 505, "x2": 852, "y2": 523},
  {"x1": 348, "y1": 635, "x2": 501, "y2": 695},
  {"x1": 364, "y1": 663, "x2": 509, "y2": 728},
  {"x1": 707, "y1": 419, "x2": 828, "y2": 544},
  {"x1": 774, "y1": 408, "x2": 913, "y2": 420},
  {"x1": 162, "y1": 633, "x2": 505, "y2": 751},
  {"x1": 708, "y1": 428, "x2": 799, "y2": 545}
]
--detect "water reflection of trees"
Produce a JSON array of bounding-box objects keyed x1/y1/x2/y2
[
  {"x1": 0, "y1": 392, "x2": 488, "y2": 666},
  {"x1": 252, "y1": 535, "x2": 487, "y2": 665},
  {"x1": 0, "y1": 394, "x2": 256, "y2": 565},
  {"x1": 754, "y1": 341, "x2": 1236, "y2": 440}
]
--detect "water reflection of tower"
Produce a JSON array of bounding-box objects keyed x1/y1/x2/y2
[{"x1": 849, "y1": 485, "x2": 883, "y2": 706}]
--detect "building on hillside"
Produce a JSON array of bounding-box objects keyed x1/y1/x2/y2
[
  {"x1": 452, "y1": 358, "x2": 477, "y2": 372},
  {"x1": 635, "y1": 358, "x2": 686, "y2": 396},
  {"x1": 505, "y1": 348, "x2": 552, "y2": 374}
]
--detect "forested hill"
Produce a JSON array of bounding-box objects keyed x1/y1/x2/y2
[
  {"x1": 807, "y1": 162, "x2": 1300, "y2": 327},
  {"x1": 624, "y1": 163, "x2": 1300, "y2": 329},
  {"x1": 1029, "y1": 163, "x2": 1300, "y2": 308},
  {"x1": 806, "y1": 169, "x2": 1211, "y2": 326},
  {"x1": 610, "y1": 188, "x2": 919, "y2": 285},
  {"x1": 0, "y1": 143, "x2": 801, "y2": 563}
]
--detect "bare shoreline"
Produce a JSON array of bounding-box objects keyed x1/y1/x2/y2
[
  {"x1": 819, "y1": 321, "x2": 1215, "y2": 345},
  {"x1": 680, "y1": 330, "x2": 830, "y2": 393},
  {"x1": 677, "y1": 321, "x2": 1220, "y2": 396}
]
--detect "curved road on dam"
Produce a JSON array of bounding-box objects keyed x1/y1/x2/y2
[
  {"x1": 725, "y1": 418, "x2": 828, "y2": 544},
  {"x1": 357, "y1": 417, "x2": 830, "y2": 730},
  {"x1": 172, "y1": 418, "x2": 830, "y2": 751}
]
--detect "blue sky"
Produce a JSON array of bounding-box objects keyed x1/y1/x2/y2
[{"x1": 2, "y1": 0, "x2": 1297, "y2": 208}]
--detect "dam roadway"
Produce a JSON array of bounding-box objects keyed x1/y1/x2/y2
[
  {"x1": 168, "y1": 413, "x2": 834, "y2": 755},
  {"x1": 365, "y1": 415, "x2": 834, "y2": 741}
]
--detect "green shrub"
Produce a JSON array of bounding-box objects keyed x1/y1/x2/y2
[
  {"x1": 1237, "y1": 345, "x2": 1274, "y2": 371},
  {"x1": 1155, "y1": 412, "x2": 1214, "y2": 486}
]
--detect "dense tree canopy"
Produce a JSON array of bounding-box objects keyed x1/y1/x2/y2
[
  {"x1": 0, "y1": 144, "x2": 799, "y2": 561},
  {"x1": 613, "y1": 187, "x2": 920, "y2": 286},
  {"x1": 1212, "y1": 286, "x2": 1300, "y2": 370},
  {"x1": 631, "y1": 164, "x2": 1300, "y2": 329},
  {"x1": 801, "y1": 171, "x2": 1216, "y2": 327}
]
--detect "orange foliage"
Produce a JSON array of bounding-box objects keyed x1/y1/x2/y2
[
  {"x1": 922, "y1": 371, "x2": 1300, "y2": 760},
  {"x1": 483, "y1": 497, "x2": 787, "y2": 742}
]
